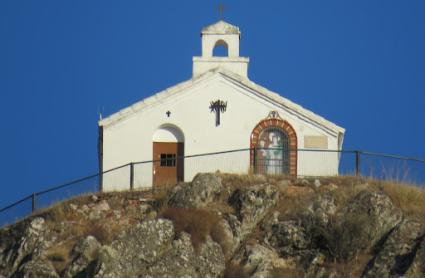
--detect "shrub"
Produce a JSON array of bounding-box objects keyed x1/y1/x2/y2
[{"x1": 301, "y1": 212, "x2": 371, "y2": 262}]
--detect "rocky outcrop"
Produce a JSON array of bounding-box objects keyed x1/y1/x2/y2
[
  {"x1": 229, "y1": 184, "x2": 279, "y2": 237},
  {"x1": 405, "y1": 236, "x2": 425, "y2": 277},
  {"x1": 362, "y1": 219, "x2": 424, "y2": 277},
  {"x1": 111, "y1": 218, "x2": 174, "y2": 268},
  {"x1": 93, "y1": 246, "x2": 122, "y2": 277},
  {"x1": 15, "y1": 258, "x2": 59, "y2": 278},
  {"x1": 1, "y1": 175, "x2": 425, "y2": 277},
  {"x1": 144, "y1": 233, "x2": 225, "y2": 278},
  {"x1": 225, "y1": 184, "x2": 279, "y2": 258},
  {"x1": 0, "y1": 217, "x2": 52, "y2": 276},
  {"x1": 307, "y1": 193, "x2": 337, "y2": 225},
  {"x1": 263, "y1": 220, "x2": 310, "y2": 259},
  {"x1": 343, "y1": 191, "x2": 403, "y2": 250},
  {"x1": 168, "y1": 173, "x2": 222, "y2": 208},
  {"x1": 89, "y1": 219, "x2": 225, "y2": 278},
  {"x1": 240, "y1": 244, "x2": 294, "y2": 278},
  {"x1": 63, "y1": 236, "x2": 101, "y2": 277}
]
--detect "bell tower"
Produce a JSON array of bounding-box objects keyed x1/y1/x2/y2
[{"x1": 193, "y1": 21, "x2": 250, "y2": 78}]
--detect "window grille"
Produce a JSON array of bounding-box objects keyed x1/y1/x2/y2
[
  {"x1": 160, "y1": 154, "x2": 176, "y2": 167},
  {"x1": 255, "y1": 127, "x2": 289, "y2": 175}
]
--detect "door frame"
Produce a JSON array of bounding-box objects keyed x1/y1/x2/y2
[{"x1": 152, "y1": 141, "x2": 184, "y2": 186}]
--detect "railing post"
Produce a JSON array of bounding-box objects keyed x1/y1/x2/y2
[
  {"x1": 355, "y1": 150, "x2": 361, "y2": 177},
  {"x1": 253, "y1": 147, "x2": 257, "y2": 174},
  {"x1": 130, "y1": 163, "x2": 134, "y2": 191},
  {"x1": 99, "y1": 171, "x2": 103, "y2": 193},
  {"x1": 32, "y1": 193, "x2": 37, "y2": 212}
]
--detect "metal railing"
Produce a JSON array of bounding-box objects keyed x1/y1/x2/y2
[{"x1": 1, "y1": 148, "x2": 424, "y2": 227}]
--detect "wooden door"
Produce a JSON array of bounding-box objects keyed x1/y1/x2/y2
[{"x1": 153, "y1": 142, "x2": 184, "y2": 186}]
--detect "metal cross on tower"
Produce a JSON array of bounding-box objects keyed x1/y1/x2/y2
[
  {"x1": 209, "y1": 100, "x2": 227, "y2": 126},
  {"x1": 217, "y1": 3, "x2": 225, "y2": 19}
]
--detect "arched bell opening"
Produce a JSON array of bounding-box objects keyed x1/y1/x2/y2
[{"x1": 212, "y1": 39, "x2": 229, "y2": 57}]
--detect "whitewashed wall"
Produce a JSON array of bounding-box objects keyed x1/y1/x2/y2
[{"x1": 100, "y1": 74, "x2": 342, "y2": 191}]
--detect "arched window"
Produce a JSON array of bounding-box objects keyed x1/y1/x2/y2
[
  {"x1": 255, "y1": 127, "x2": 289, "y2": 175},
  {"x1": 213, "y1": 39, "x2": 229, "y2": 57},
  {"x1": 250, "y1": 113, "x2": 298, "y2": 176}
]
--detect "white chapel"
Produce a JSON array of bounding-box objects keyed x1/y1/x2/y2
[{"x1": 98, "y1": 21, "x2": 345, "y2": 191}]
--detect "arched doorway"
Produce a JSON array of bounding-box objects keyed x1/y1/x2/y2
[
  {"x1": 152, "y1": 125, "x2": 184, "y2": 186},
  {"x1": 250, "y1": 112, "x2": 297, "y2": 176}
]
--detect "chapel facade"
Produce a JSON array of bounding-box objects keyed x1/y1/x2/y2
[{"x1": 98, "y1": 21, "x2": 345, "y2": 191}]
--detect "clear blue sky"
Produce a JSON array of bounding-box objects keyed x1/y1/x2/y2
[{"x1": 1, "y1": 1, "x2": 424, "y2": 207}]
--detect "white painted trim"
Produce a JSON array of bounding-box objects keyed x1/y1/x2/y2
[{"x1": 99, "y1": 68, "x2": 345, "y2": 137}]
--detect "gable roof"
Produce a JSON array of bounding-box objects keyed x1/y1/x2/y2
[
  {"x1": 99, "y1": 68, "x2": 345, "y2": 136},
  {"x1": 201, "y1": 20, "x2": 240, "y2": 35}
]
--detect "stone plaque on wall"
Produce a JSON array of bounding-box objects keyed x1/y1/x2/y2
[{"x1": 304, "y1": 136, "x2": 328, "y2": 149}]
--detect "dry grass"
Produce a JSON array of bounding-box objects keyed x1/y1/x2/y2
[
  {"x1": 223, "y1": 262, "x2": 249, "y2": 278},
  {"x1": 270, "y1": 268, "x2": 305, "y2": 278},
  {"x1": 321, "y1": 177, "x2": 425, "y2": 224},
  {"x1": 66, "y1": 217, "x2": 124, "y2": 244},
  {"x1": 79, "y1": 221, "x2": 120, "y2": 244},
  {"x1": 274, "y1": 187, "x2": 315, "y2": 220},
  {"x1": 46, "y1": 241, "x2": 75, "y2": 273},
  {"x1": 372, "y1": 180, "x2": 425, "y2": 224},
  {"x1": 322, "y1": 252, "x2": 372, "y2": 277},
  {"x1": 326, "y1": 184, "x2": 367, "y2": 211},
  {"x1": 207, "y1": 201, "x2": 236, "y2": 215},
  {"x1": 159, "y1": 207, "x2": 228, "y2": 252},
  {"x1": 48, "y1": 215, "x2": 122, "y2": 245}
]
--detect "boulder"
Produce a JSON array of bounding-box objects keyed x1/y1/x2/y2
[
  {"x1": 343, "y1": 191, "x2": 403, "y2": 250},
  {"x1": 300, "y1": 191, "x2": 403, "y2": 262},
  {"x1": 15, "y1": 258, "x2": 59, "y2": 278},
  {"x1": 63, "y1": 236, "x2": 101, "y2": 278},
  {"x1": 228, "y1": 184, "x2": 279, "y2": 255},
  {"x1": 362, "y1": 219, "x2": 423, "y2": 277},
  {"x1": 230, "y1": 184, "x2": 279, "y2": 230},
  {"x1": 91, "y1": 218, "x2": 225, "y2": 277},
  {"x1": 264, "y1": 220, "x2": 309, "y2": 254},
  {"x1": 144, "y1": 232, "x2": 198, "y2": 278},
  {"x1": 195, "y1": 235, "x2": 226, "y2": 278},
  {"x1": 111, "y1": 219, "x2": 174, "y2": 267},
  {"x1": 145, "y1": 233, "x2": 225, "y2": 278},
  {"x1": 93, "y1": 246, "x2": 123, "y2": 278},
  {"x1": 168, "y1": 173, "x2": 222, "y2": 208},
  {"x1": 89, "y1": 201, "x2": 111, "y2": 220},
  {"x1": 0, "y1": 217, "x2": 49, "y2": 275},
  {"x1": 262, "y1": 219, "x2": 316, "y2": 266},
  {"x1": 89, "y1": 219, "x2": 175, "y2": 277},
  {"x1": 241, "y1": 244, "x2": 295, "y2": 278},
  {"x1": 307, "y1": 193, "x2": 336, "y2": 225},
  {"x1": 404, "y1": 236, "x2": 425, "y2": 277}
]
